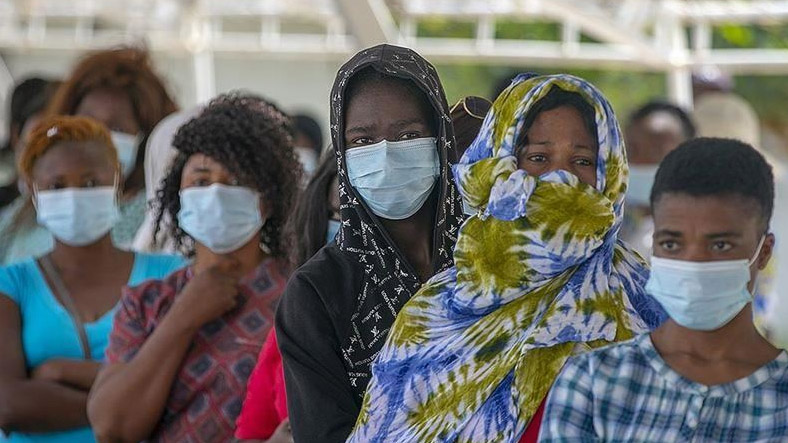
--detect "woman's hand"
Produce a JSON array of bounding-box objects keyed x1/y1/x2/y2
[
  {"x1": 31, "y1": 359, "x2": 100, "y2": 391},
  {"x1": 31, "y1": 360, "x2": 67, "y2": 383},
  {"x1": 170, "y1": 258, "x2": 241, "y2": 331}
]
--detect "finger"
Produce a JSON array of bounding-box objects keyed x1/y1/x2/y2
[{"x1": 214, "y1": 255, "x2": 241, "y2": 274}]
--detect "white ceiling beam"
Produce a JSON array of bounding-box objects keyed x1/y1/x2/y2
[
  {"x1": 665, "y1": 0, "x2": 788, "y2": 23},
  {"x1": 334, "y1": 0, "x2": 397, "y2": 48},
  {"x1": 541, "y1": 0, "x2": 670, "y2": 69}
]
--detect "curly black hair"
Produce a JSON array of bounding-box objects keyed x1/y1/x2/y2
[{"x1": 153, "y1": 91, "x2": 302, "y2": 259}]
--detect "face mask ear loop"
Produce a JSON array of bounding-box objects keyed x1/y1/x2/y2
[
  {"x1": 113, "y1": 172, "x2": 122, "y2": 206},
  {"x1": 31, "y1": 183, "x2": 40, "y2": 211},
  {"x1": 749, "y1": 234, "x2": 768, "y2": 267}
]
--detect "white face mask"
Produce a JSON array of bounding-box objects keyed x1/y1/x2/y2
[
  {"x1": 626, "y1": 164, "x2": 659, "y2": 207},
  {"x1": 111, "y1": 131, "x2": 140, "y2": 179},
  {"x1": 295, "y1": 147, "x2": 319, "y2": 177},
  {"x1": 35, "y1": 186, "x2": 119, "y2": 246},
  {"x1": 646, "y1": 236, "x2": 766, "y2": 331},
  {"x1": 345, "y1": 137, "x2": 439, "y2": 220},
  {"x1": 178, "y1": 184, "x2": 265, "y2": 254}
]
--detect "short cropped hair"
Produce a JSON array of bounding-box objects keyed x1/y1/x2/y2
[
  {"x1": 651, "y1": 137, "x2": 774, "y2": 229},
  {"x1": 628, "y1": 101, "x2": 696, "y2": 139},
  {"x1": 19, "y1": 115, "x2": 117, "y2": 181}
]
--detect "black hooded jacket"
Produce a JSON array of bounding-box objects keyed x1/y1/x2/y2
[{"x1": 275, "y1": 44, "x2": 465, "y2": 442}]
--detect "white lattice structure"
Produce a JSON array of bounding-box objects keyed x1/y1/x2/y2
[{"x1": 0, "y1": 0, "x2": 786, "y2": 107}]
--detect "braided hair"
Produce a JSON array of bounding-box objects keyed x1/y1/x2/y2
[{"x1": 153, "y1": 92, "x2": 302, "y2": 260}]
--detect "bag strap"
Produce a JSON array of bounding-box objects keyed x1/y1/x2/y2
[{"x1": 39, "y1": 256, "x2": 92, "y2": 359}]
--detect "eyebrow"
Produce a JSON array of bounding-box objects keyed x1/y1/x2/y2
[
  {"x1": 705, "y1": 232, "x2": 742, "y2": 239},
  {"x1": 188, "y1": 166, "x2": 213, "y2": 173},
  {"x1": 654, "y1": 230, "x2": 743, "y2": 239},
  {"x1": 345, "y1": 124, "x2": 376, "y2": 136},
  {"x1": 391, "y1": 118, "x2": 427, "y2": 129},
  {"x1": 654, "y1": 229, "x2": 682, "y2": 237}
]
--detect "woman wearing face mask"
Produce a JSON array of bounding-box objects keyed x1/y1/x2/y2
[
  {"x1": 131, "y1": 107, "x2": 203, "y2": 253},
  {"x1": 87, "y1": 93, "x2": 300, "y2": 442},
  {"x1": 234, "y1": 153, "x2": 339, "y2": 442},
  {"x1": 275, "y1": 44, "x2": 465, "y2": 443},
  {"x1": 540, "y1": 138, "x2": 784, "y2": 441},
  {"x1": 0, "y1": 116, "x2": 185, "y2": 442},
  {"x1": 348, "y1": 74, "x2": 666, "y2": 443},
  {"x1": 0, "y1": 47, "x2": 177, "y2": 264}
]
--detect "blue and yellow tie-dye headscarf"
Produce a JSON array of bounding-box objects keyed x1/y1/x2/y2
[{"x1": 348, "y1": 74, "x2": 666, "y2": 443}]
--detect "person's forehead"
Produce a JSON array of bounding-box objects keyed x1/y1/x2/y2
[
  {"x1": 642, "y1": 111, "x2": 684, "y2": 134},
  {"x1": 33, "y1": 141, "x2": 114, "y2": 173},
  {"x1": 653, "y1": 193, "x2": 760, "y2": 232},
  {"x1": 184, "y1": 153, "x2": 225, "y2": 169},
  {"x1": 346, "y1": 80, "x2": 426, "y2": 113}
]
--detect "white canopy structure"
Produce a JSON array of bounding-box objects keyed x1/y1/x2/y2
[{"x1": 0, "y1": 0, "x2": 786, "y2": 107}]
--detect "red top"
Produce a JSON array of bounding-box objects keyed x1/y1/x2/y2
[
  {"x1": 106, "y1": 260, "x2": 288, "y2": 442},
  {"x1": 519, "y1": 397, "x2": 547, "y2": 442},
  {"x1": 235, "y1": 329, "x2": 288, "y2": 439}
]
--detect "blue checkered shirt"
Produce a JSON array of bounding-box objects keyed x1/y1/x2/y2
[{"x1": 539, "y1": 334, "x2": 788, "y2": 442}]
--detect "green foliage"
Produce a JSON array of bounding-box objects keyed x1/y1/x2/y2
[
  {"x1": 418, "y1": 19, "x2": 787, "y2": 134},
  {"x1": 436, "y1": 64, "x2": 666, "y2": 122}
]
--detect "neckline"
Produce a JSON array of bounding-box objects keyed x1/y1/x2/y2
[
  {"x1": 32, "y1": 252, "x2": 140, "y2": 327},
  {"x1": 639, "y1": 334, "x2": 788, "y2": 397}
]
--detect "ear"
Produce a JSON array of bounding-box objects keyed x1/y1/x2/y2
[
  {"x1": 259, "y1": 195, "x2": 272, "y2": 221},
  {"x1": 756, "y1": 233, "x2": 776, "y2": 271}
]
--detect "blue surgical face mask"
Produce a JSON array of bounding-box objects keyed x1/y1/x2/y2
[
  {"x1": 326, "y1": 219, "x2": 341, "y2": 244},
  {"x1": 111, "y1": 131, "x2": 140, "y2": 178},
  {"x1": 178, "y1": 184, "x2": 264, "y2": 254},
  {"x1": 35, "y1": 186, "x2": 120, "y2": 246},
  {"x1": 345, "y1": 137, "x2": 439, "y2": 220},
  {"x1": 626, "y1": 164, "x2": 659, "y2": 207},
  {"x1": 646, "y1": 236, "x2": 766, "y2": 331}
]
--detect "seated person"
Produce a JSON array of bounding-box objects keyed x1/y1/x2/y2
[{"x1": 540, "y1": 138, "x2": 786, "y2": 442}]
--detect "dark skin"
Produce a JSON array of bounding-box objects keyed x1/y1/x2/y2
[
  {"x1": 626, "y1": 111, "x2": 687, "y2": 166},
  {"x1": 650, "y1": 193, "x2": 778, "y2": 386},
  {"x1": 344, "y1": 81, "x2": 437, "y2": 282},
  {"x1": 75, "y1": 87, "x2": 144, "y2": 198},
  {"x1": 0, "y1": 141, "x2": 132, "y2": 433},
  {"x1": 89, "y1": 154, "x2": 276, "y2": 443},
  {"x1": 517, "y1": 106, "x2": 598, "y2": 186}
]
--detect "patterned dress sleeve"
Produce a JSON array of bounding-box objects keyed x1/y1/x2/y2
[
  {"x1": 538, "y1": 354, "x2": 597, "y2": 442},
  {"x1": 105, "y1": 282, "x2": 158, "y2": 364},
  {"x1": 234, "y1": 329, "x2": 286, "y2": 440}
]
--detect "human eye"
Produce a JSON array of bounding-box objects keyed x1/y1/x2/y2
[
  {"x1": 659, "y1": 240, "x2": 681, "y2": 252},
  {"x1": 710, "y1": 241, "x2": 734, "y2": 253},
  {"x1": 350, "y1": 137, "x2": 374, "y2": 147},
  {"x1": 398, "y1": 131, "x2": 421, "y2": 141},
  {"x1": 574, "y1": 157, "x2": 596, "y2": 167},
  {"x1": 527, "y1": 154, "x2": 548, "y2": 163}
]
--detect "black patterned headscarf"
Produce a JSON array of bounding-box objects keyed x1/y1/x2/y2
[{"x1": 330, "y1": 44, "x2": 465, "y2": 398}]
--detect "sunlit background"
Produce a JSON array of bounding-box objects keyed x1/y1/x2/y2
[{"x1": 0, "y1": 0, "x2": 786, "y2": 158}]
